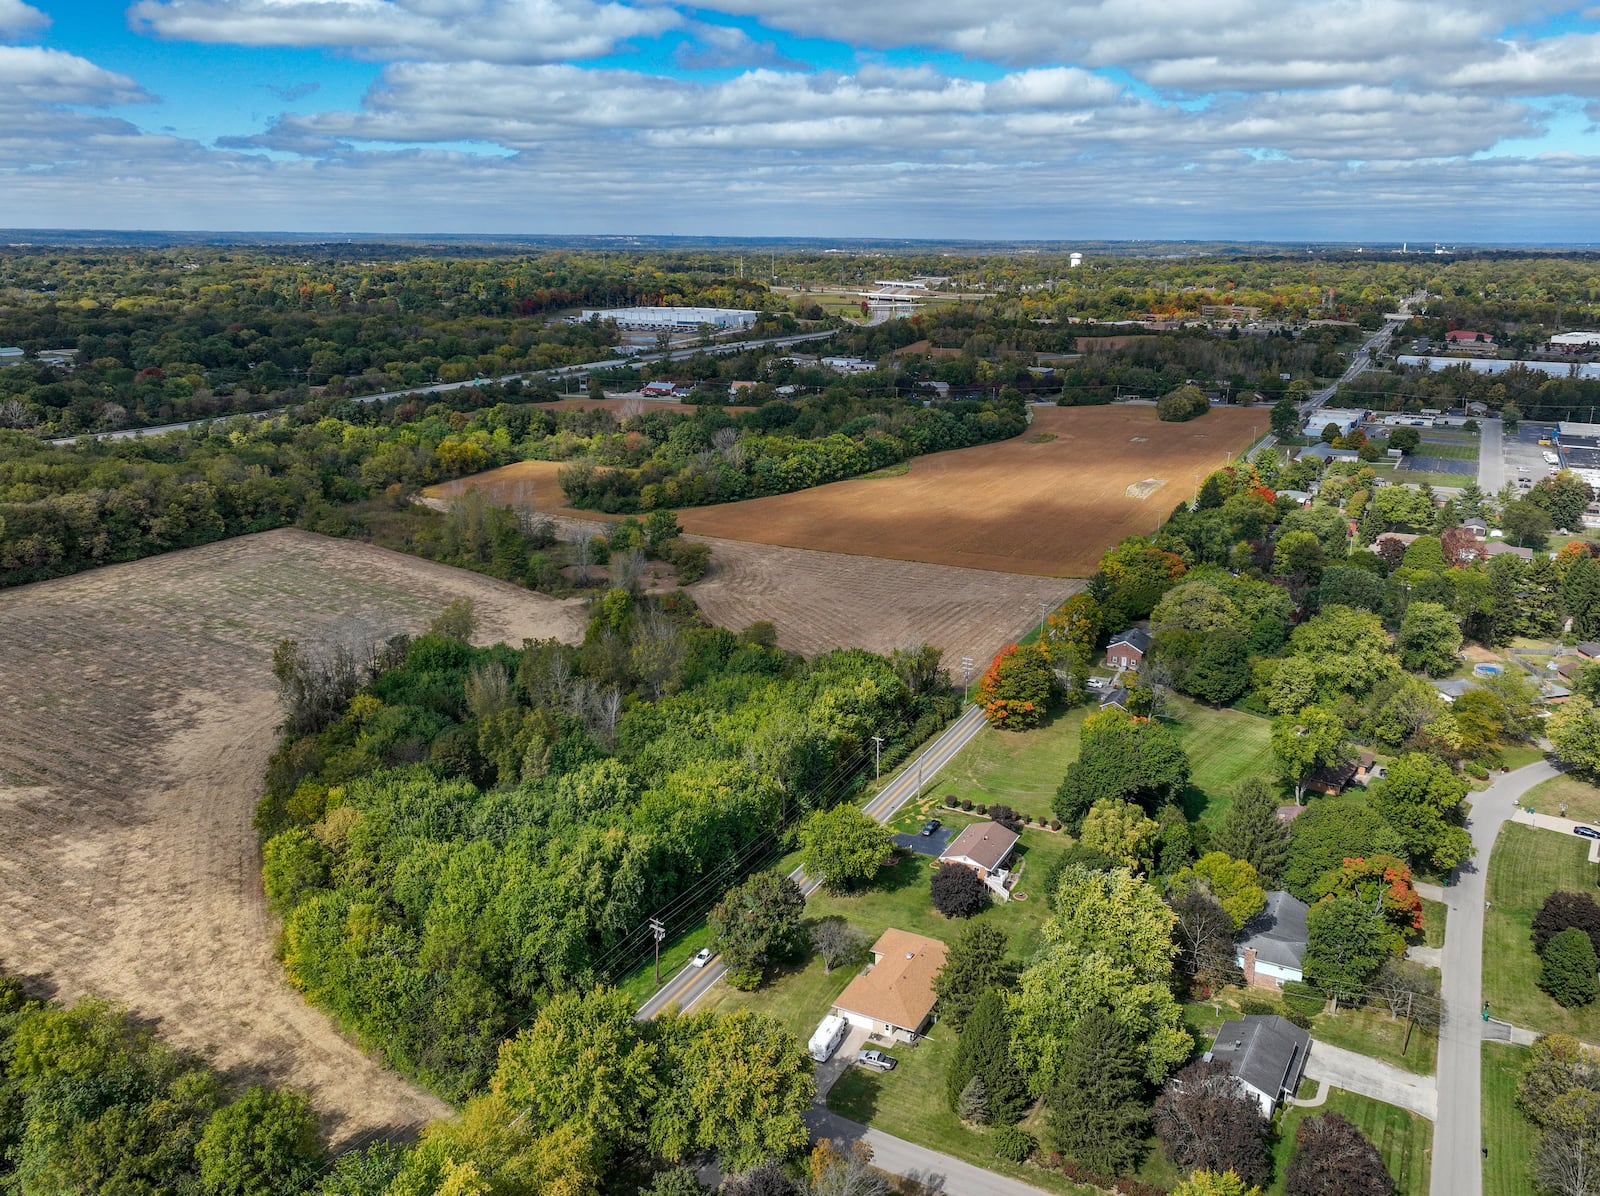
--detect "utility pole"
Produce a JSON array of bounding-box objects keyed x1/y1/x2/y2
[
  {"x1": 1037, "y1": 600, "x2": 1049, "y2": 637},
  {"x1": 871, "y1": 735, "x2": 884, "y2": 780},
  {"x1": 960, "y1": 656, "x2": 974, "y2": 699},
  {"x1": 649, "y1": 918, "x2": 666, "y2": 985}
]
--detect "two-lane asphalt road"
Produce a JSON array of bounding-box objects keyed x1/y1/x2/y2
[{"x1": 635, "y1": 703, "x2": 989, "y2": 1021}]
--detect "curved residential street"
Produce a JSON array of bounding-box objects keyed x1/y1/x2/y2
[{"x1": 1432, "y1": 760, "x2": 1560, "y2": 1196}]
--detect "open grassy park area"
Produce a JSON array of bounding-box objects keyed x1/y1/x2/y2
[
  {"x1": 1484, "y1": 822, "x2": 1600, "y2": 1038},
  {"x1": 1483, "y1": 1042, "x2": 1538, "y2": 1196},
  {"x1": 935, "y1": 695, "x2": 1277, "y2": 829},
  {"x1": 1523, "y1": 771, "x2": 1600, "y2": 825}
]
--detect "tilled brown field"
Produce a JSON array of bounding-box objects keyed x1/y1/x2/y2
[
  {"x1": 0, "y1": 530, "x2": 587, "y2": 1144},
  {"x1": 678, "y1": 405, "x2": 1261, "y2": 576},
  {"x1": 685, "y1": 537, "x2": 1080, "y2": 668}
]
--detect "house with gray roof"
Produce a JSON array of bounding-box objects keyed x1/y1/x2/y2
[
  {"x1": 1206, "y1": 1014, "x2": 1313, "y2": 1115},
  {"x1": 1235, "y1": 891, "x2": 1309, "y2": 990}
]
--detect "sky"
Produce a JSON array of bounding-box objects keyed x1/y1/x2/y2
[{"x1": 5, "y1": 0, "x2": 1600, "y2": 241}]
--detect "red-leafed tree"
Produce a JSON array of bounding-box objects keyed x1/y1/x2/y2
[{"x1": 976, "y1": 643, "x2": 1055, "y2": 729}]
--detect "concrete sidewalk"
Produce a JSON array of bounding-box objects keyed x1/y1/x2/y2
[{"x1": 1304, "y1": 1040, "x2": 1437, "y2": 1120}]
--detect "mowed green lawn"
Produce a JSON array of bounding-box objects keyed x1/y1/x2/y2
[
  {"x1": 828, "y1": 1034, "x2": 1100, "y2": 1196},
  {"x1": 937, "y1": 696, "x2": 1277, "y2": 830},
  {"x1": 1484, "y1": 823, "x2": 1600, "y2": 1038},
  {"x1": 1482, "y1": 1042, "x2": 1538, "y2": 1196},
  {"x1": 1523, "y1": 772, "x2": 1600, "y2": 824},
  {"x1": 697, "y1": 830, "x2": 1073, "y2": 1039},
  {"x1": 1274, "y1": 1090, "x2": 1432, "y2": 1196}
]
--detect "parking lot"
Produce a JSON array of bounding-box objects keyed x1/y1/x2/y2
[
  {"x1": 893, "y1": 824, "x2": 953, "y2": 857},
  {"x1": 1505, "y1": 421, "x2": 1562, "y2": 492}
]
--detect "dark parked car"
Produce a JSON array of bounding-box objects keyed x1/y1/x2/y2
[
  {"x1": 919, "y1": 819, "x2": 941, "y2": 837},
  {"x1": 1573, "y1": 826, "x2": 1600, "y2": 841},
  {"x1": 857, "y1": 1049, "x2": 897, "y2": 1071}
]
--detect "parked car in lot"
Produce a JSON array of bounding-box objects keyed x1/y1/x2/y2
[
  {"x1": 857, "y1": 1049, "x2": 897, "y2": 1071},
  {"x1": 1573, "y1": 826, "x2": 1600, "y2": 841},
  {"x1": 919, "y1": 819, "x2": 941, "y2": 836},
  {"x1": 690, "y1": 948, "x2": 714, "y2": 967}
]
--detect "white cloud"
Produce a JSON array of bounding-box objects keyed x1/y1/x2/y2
[
  {"x1": 672, "y1": 23, "x2": 805, "y2": 70},
  {"x1": 0, "y1": 46, "x2": 151, "y2": 108},
  {"x1": 0, "y1": 0, "x2": 47, "y2": 37},
  {"x1": 128, "y1": 0, "x2": 679, "y2": 63},
  {"x1": 1445, "y1": 32, "x2": 1600, "y2": 95}
]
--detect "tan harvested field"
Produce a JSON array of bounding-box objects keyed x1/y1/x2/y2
[
  {"x1": 686, "y1": 537, "x2": 1081, "y2": 666},
  {"x1": 0, "y1": 530, "x2": 587, "y2": 1143},
  {"x1": 679, "y1": 404, "x2": 1260, "y2": 575},
  {"x1": 425, "y1": 458, "x2": 587, "y2": 519}
]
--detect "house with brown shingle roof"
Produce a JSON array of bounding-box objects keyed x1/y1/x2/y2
[
  {"x1": 938, "y1": 821, "x2": 1021, "y2": 890},
  {"x1": 832, "y1": 929, "x2": 948, "y2": 1042}
]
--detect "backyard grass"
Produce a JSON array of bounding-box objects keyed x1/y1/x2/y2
[
  {"x1": 1496, "y1": 743, "x2": 1550, "y2": 772},
  {"x1": 1274, "y1": 1090, "x2": 1433, "y2": 1196},
  {"x1": 827, "y1": 1034, "x2": 1099, "y2": 1196},
  {"x1": 1369, "y1": 465, "x2": 1476, "y2": 488},
  {"x1": 1182, "y1": 989, "x2": 1436, "y2": 1074},
  {"x1": 1523, "y1": 772, "x2": 1600, "y2": 824},
  {"x1": 1484, "y1": 823, "x2": 1600, "y2": 1039},
  {"x1": 1483, "y1": 1042, "x2": 1538, "y2": 1196},
  {"x1": 1410, "y1": 441, "x2": 1480, "y2": 460},
  {"x1": 938, "y1": 696, "x2": 1277, "y2": 830}
]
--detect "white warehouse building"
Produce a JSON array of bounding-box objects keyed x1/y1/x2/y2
[
  {"x1": 1302, "y1": 407, "x2": 1369, "y2": 437},
  {"x1": 577, "y1": 306, "x2": 758, "y2": 330}
]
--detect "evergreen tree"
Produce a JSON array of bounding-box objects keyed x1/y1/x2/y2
[
  {"x1": 1539, "y1": 927, "x2": 1600, "y2": 1008},
  {"x1": 1045, "y1": 1010, "x2": 1149, "y2": 1176},
  {"x1": 957, "y1": 1076, "x2": 990, "y2": 1125},
  {"x1": 945, "y1": 990, "x2": 1028, "y2": 1126},
  {"x1": 1211, "y1": 778, "x2": 1290, "y2": 887},
  {"x1": 933, "y1": 923, "x2": 1013, "y2": 1032}
]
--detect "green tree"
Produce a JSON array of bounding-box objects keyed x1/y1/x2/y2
[
  {"x1": 1212, "y1": 778, "x2": 1290, "y2": 886},
  {"x1": 1044, "y1": 1009, "x2": 1150, "y2": 1176},
  {"x1": 1397, "y1": 601, "x2": 1462, "y2": 677},
  {"x1": 708, "y1": 871, "x2": 806, "y2": 990},
  {"x1": 1550, "y1": 695, "x2": 1600, "y2": 778},
  {"x1": 1540, "y1": 928, "x2": 1600, "y2": 1008},
  {"x1": 1271, "y1": 397, "x2": 1300, "y2": 437},
  {"x1": 1157, "y1": 384, "x2": 1211, "y2": 422},
  {"x1": 946, "y1": 990, "x2": 1029, "y2": 1126},
  {"x1": 1271, "y1": 706, "x2": 1349, "y2": 804},
  {"x1": 196, "y1": 1087, "x2": 325, "y2": 1196},
  {"x1": 1531, "y1": 471, "x2": 1595, "y2": 531},
  {"x1": 1536, "y1": 1086, "x2": 1600, "y2": 1196},
  {"x1": 1368, "y1": 752, "x2": 1472, "y2": 872},
  {"x1": 1303, "y1": 896, "x2": 1389, "y2": 1007},
  {"x1": 648, "y1": 1009, "x2": 814, "y2": 1172},
  {"x1": 1318, "y1": 566, "x2": 1388, "y2": 615},
  {"x1": 1563, "y1": 556, "x2": 1600, "y2": 638},
  {"x1": 1080, "y1": 798, "x2": 1161, "y2": 871},
  {"x1": 490, "y1": 987, "x2": 658, "y2": 1160},
  {"x1": 1273, "y1": 530, "x2": 1326, "y2": 587},
  {"x1": 1503, "y1": 499, "x2": 1553, "y2": 548},
  {"x1": 1055, "y1": 707, "x2": 1190, "y2": 825},
  {"x1": 1173, "y1": 852, "x2": 1267, "y2": 930},
  {"x1": 1011, "y1": 866, "x2": 1191, "y2": 1089},
  {"x1": 933, "y1": 922, "x2": 1014, "y2": 1032},
  {"x1": 1387, "y1": 427, "x2": 1421, "y2": 454},
  {"x1": 798, "y1": 805, "x2": 893, "y2": 892},
  {"x1": 1283, "y1": 801, "x2": 1405, "y2": 900},
  {"x1": 1184, "y1": 631, "x2": 1252, "y2": 706}
]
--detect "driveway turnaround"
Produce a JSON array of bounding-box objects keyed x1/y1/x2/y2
[
  {"x1": 893, "y1": 826, "x2": 954, "y2": 857},
  {"x1": 1431, "y1": 760, "x2": 1559, "y2": 1196},
  {"x1": 1303, "y1": 1040, "x2": 1436, "y2": 1119}
]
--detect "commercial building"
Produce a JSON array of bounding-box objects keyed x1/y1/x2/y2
[
  {"x1": 1302, "y1": 408, "x2": 1367, "y2": 437},
  {"x1": 576, "y1": 307, "x2": 758, "y2": 330},
  {"x1": 1551, "y1": 332, "x2": 1600, "y2": 353}
]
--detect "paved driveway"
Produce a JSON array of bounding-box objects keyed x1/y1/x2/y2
[
  {"x1": 894, "y1": 826, "x2": 953, "y2": 857},
  {"x1": 1304, "y1": 1040, "x2": 1437, "y2": 1120},
  {"x1": 813, "y1": 1024, "x2": 873, "y2": 1099}
]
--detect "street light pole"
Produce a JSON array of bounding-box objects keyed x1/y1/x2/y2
[{"x1": 871, "y1": 735, "x2": 884, "y2": 780}]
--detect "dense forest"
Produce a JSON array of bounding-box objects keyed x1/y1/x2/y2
[{"x1": 258, "y1": 593, "x2": 956, "y2": 1101}]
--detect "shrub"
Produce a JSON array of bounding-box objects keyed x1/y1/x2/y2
[
  {"x1": 1050, "y1": 820, "x2": 1061, "y2": 831},
  {"x1": 1239, "y1": 998, "x2": 1278, "y2": 1018},
  {"x1": 944, "y1": 794, "x2": 960, "y2": 808},
  {"x1": 987, "y1": 803, "x2": 1022, "y2": 831},
  {"x1": 1533, "y1": 891, "x2": 1600, "y2": 958},
  {"x1": 962, "y1": 799, "x2": 974, "y2": 811},
  {"x1": 1282, "y1": 980, "x2": 1327, "y2": 1017},
  {"x1": 976, "y1": 803, "x2": 989, "y2": 816},
  {"x1": 1539, "y1": 927, "x2": 1600, "y2": 1007},
  {"x1": 992, "y1": 1125, "x2": 1036, "y2": 1164},
  {"x1": 932, "y1": 863, "x2": 991, "y2": 919},
  {"x1": 1465, "y1": 761, "x2": 1489, "y2": 780},
  {"x1": 1281, "y1": 1007, "x2": 1314, "y2": 1032}
]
